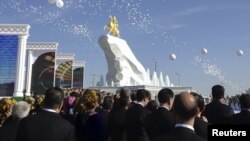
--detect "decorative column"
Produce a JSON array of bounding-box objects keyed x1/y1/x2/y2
[
  {"x1": 13, "y1": 35, "x2": 28, "y2": 97},
  {"x1": 25, "y1": 50, "x2": 33, "y2": 96}
]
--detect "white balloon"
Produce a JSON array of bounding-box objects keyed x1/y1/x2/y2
[
  {"x1": 201, "y1": 48, "x2": 208, "y2": 54},
  {"x1": 237, "y1": 49, "x2": 244, "y2": 56},
  {"x1": 48, "y1": 0, "x2": 56, "y2": 4},
  {"x1": 56, "y1": 0, "x2": 64, "y2": 8},
  {"x1": 169, "y1": 54, "x2": 176, "y2": 60}
]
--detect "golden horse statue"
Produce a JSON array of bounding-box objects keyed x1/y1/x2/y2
[{"x1": 104, "y1": 15, "x2": 120, "y2": 37}]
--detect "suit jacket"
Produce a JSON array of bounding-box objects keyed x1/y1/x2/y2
[
  {"x1": 99, "y1": 110, "x2": 109, "y2": 141},
  {"x1": 128, "y1": 101, "x2": 137, "y2": 109},
  {"x1": 75, "y1": 112, "x2": 89, "y2": 141},
  {"x1": 16, "y1": 110, "x2": 76, "y2": 141},
  {"x1": 229, "y1": 110, "x2": 250, "y2": 124},
  {"x1": 145, "y1": 107, "x2": 175, "y2": 140},
  {"x1": 194, "y1": 117, "x2": 208, "y2": 139},
  {"x1": 202, "y1": 100, "x2": 234, "y2": 124},
  {"x1": 82, "y1": 113, "x2": 105, "y2": 141},
  {"x1": 153, "y1": 127, "x2": 206, "y2": 141},
  {"x1": 0, "y1": 116, "x2": 21, "y2": 141},
  {"x1": 107, "y1": 107, "x2": 127, "y2": 141},
  {"x1": 126, "y1": 103, "x2": 150, "y2": 141}
]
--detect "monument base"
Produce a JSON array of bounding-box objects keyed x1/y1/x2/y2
[{"x1": 88, "y1": 85, "x2": 192, "y2": 99}]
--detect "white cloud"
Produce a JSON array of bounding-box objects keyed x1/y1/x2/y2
[
  {"x1": 167, "y1": 24, "x2": 186, "y2": 30},
  {"x1": 171, "y1": 6, "x2": 208, "y2": 18},
  {"x1": 171, "y1": 4, "x2": 250, "y2": 18},
  {"x1": 155, "y1": 23, "x2": 187, "y2": 30},
  {"x1": 214, "y1": 4, "x2": 250, "y2": 10}
]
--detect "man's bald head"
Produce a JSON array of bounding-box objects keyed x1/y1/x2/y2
[{"x1": 173, "y1": 92, "x2": 198, "y2": 121}]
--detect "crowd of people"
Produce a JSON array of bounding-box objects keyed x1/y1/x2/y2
[{"x1": 0, "y1": 84, "x2": 250, "y2": 141}]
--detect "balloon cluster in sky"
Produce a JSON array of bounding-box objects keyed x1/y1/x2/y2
[
  {"x1": 48, "y1": 0, "x2": 64, "y2": 8},
  {"x1": 3, "y1": 1, "x2": 246, "y2": 60},
  {"x1": 199, "y1": 48, "x2": 244, "y2": 56},
  {"x1": 193, "y1": 56, "x2": 243, "y2": 93},
  {"x1": 200, "y1": 48, "x2": 244, "y2": 56},
  {"x1": 0, "y1": 0, "x2": 154, "y2": 50},
  {"x1": 169, "y1": 48, "x2": 244, "y2": 61}
]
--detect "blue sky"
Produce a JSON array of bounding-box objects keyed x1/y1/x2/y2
[{"x1": 1, "y1": 0, "x2": 250, "y2": 96}]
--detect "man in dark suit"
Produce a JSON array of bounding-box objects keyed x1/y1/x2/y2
[
  {"x1": 0, "y1": 101, "x2": 30, "y2": 141},
  {"x1": 128, "y1": 92, "x2": 137, "y2": 109},
  {"x1": 229, "y1": 94, "x2": 250, "y2": 124},
  {"x1": 16, "y1": 87, "x2": 76, "y2": 141},
  {"x1": 146, "y1": 88, "x2": 175, "y2": 140},
  {"x1": 202, "y1": 85, "x2": 234, "y2": 124},
  {"x1": 154, "y1": 92, "x2": 206, "y2": 141},
  {"x1": 126, "y1": 89, "x2": 151, "y2": 141},
  {"x1": 191, "y1": 92, "x2": 208, "y2": 139},
  {"x1": 107, "y1": 94, "x2": 130, "y2": 141}
]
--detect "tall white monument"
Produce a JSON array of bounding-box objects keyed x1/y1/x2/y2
[
  {"x1": 99, "y1": 34, "x2": 151, "y2": 86},
  {"x1": 95, "y1": 16, "x2": 192, "y2": 96},
  {"x1": 99, "y1": 15, "x2": 153, "y2": 86}
]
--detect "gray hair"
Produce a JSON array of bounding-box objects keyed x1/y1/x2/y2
[{"x1": 12, "y1": 101, "x2": 30, "y2": 119}]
